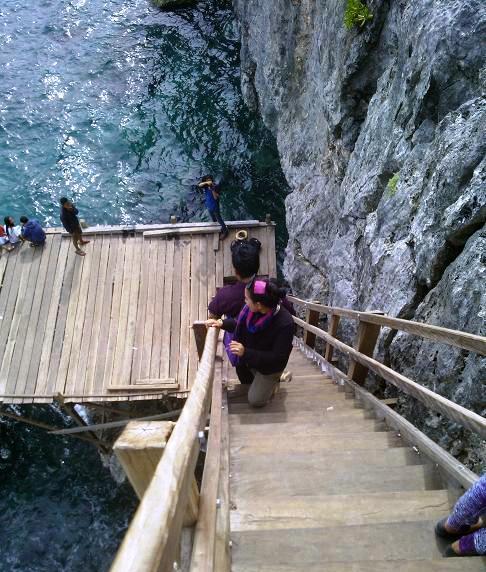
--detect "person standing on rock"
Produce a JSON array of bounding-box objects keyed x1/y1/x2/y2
[
  {"x1": 60, "y1": 197, "x2": 90, "y2": 256},
  {"x1": 197, "y1": 175, "x2": 229, "y2": 240}
]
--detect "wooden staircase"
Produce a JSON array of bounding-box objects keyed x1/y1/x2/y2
[{"x1": 228, "y1": 349, "x2": 485, "y2": 571}]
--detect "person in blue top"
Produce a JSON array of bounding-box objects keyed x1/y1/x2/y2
[
  {"x1": 19, "y1": 216, "x2": 46, "y2": 247},
  {"x1": 197, "y1": 175, "x2": 229, "y2": 239}
]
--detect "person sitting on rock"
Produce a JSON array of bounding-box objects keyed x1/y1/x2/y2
[
  {"x1": 435, "y1": 474, "x2": 486, "y2": 557},
  {"x1": 206, "y1": 278, "x2": 294, "y2": 408},
  {"x1": 19, "y1": 216, "x2": 46, "y2": 247}
]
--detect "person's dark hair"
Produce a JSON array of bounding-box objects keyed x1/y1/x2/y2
[
  {"x1": 20, "y1": 216, "x2": 28, "y2": 224},
  {"x1": 60, "y1": 197, "x2": 69, "y2": 205},
  {"x1": 246, "y1": 277, "x2": 286, "y2": 309},
  {"x1": 200, "y1": 175, "x2": 213, "y2": 183},
  {"x1": 4, "y1": 216, "x2": 14, "y2": 228},
  {"x1": 231, "y1": 238, "x2": 261, "y2": 279}
]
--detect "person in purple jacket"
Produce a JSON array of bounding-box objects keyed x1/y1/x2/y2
[
  {"x1": 208, "y1": 237, "x2": 262, "y2": 320},
  {"x1": 208, "y1": 237, "x2": 295, "y2": 320},
  {"x1": 208, "y1": 238, "x2": 295, "y2": 368},
  {"x1": 206, "y1": 278, "x2": 294, "y2": 408}
]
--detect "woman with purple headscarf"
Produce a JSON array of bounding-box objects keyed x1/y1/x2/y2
[{"x1": 206, "y1": 278, "x2": 294, "y2": 408}]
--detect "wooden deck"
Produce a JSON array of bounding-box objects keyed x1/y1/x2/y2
[{"x1": 0, "y1": 221, "x2": 276, "y2": 404}]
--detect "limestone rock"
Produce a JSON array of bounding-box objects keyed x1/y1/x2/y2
[{"x1": 234, "y1": 0, "x2": 486, "y2": 470}]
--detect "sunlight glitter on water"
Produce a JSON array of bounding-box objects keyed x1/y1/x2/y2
[{"x1": 0, "y1": 0, "x2": 288, "y2": 242}]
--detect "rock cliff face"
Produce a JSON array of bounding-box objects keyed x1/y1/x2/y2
[{"x1": 234, "y1": 0, "x2": 485, "y2": 471}]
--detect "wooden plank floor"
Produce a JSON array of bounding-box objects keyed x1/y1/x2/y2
[{"x1": 0, "y1": 222, "x2": 276, "y2": 404}]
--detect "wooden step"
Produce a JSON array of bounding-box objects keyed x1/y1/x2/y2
[
  {"x1": 232, "y1": 558, "x2": 486, "y2": 572},
  {"x1": 277, "y1": 383, "x2": 346, "y2": 394},
  {"x1": 229, "y1": 408, "x2": 374, "y2": 426},
  {"x1": 231, "y1": 521, "x2": 445, "y2": 566},
  {"x1": 287, "y1": 367, "x2": 327, "y2": 376},
  {"x1": 227, "y1": 382, "x2": 345, "y2": 401},
  {"x1": 230, "y1": 421, "x2": 388, "y2": 442},
  {"x1": 230, "y1": 489, "x2": 451, "y2": 531},
  {"x1": 230, "y1": 462, "x2": 441, "y2": 497},
  {"x1": 228, "y1": 388, "x2": 353, "y2": 404},
  {"x1": 231, "y1": 447, "x2": 423, "y2": 472},
  {"x1": 230, "y1": 430, "x2": 404, "y2": 455},
  {"x1": 229, "y1": 396, "x2": 364, "y2": 415}
]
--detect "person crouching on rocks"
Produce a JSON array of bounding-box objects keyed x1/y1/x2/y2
[{"x1": 206, "y1": 278, "x2": 294, "y2": 408}]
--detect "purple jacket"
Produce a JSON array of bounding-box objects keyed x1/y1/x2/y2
[{"x1": 208, "y1": 281, "x2": 295, "y2": 319}]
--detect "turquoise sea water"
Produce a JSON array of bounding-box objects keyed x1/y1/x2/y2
[
  {"x1": 0, "y1": 0, "x2": 288, "y2": 247},
  {"x1": 0, "y1": 1, "x2": 288, "y2": 570}
]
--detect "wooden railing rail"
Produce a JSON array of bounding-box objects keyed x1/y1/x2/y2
[
  {"x1": 288, "y1": 295, "x2": 486, "y2": 355},
  {"x1": 110, "y1": 326, "x2": 219, "y2": 572},
  {"x1": 293, "y1": 316, "x2": 486, "y2": 439}
]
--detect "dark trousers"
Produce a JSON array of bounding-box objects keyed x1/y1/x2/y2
[
  {"x1": 236, "y1": 364, "x2": 255, "y2": 385},
  {"x1": 208, "y1": 205, "x2": 228, "y2": 234}
]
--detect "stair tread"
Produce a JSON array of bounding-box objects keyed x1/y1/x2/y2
[
  {"x1": 230, "y1": 463, "x2": 441, "y2": 497},
  {"x1": 231, "y1": 521, "x2": 445, "y2": 565},
  {"x1": 230, "y1": 418, "x2": 384, "y2": 435},
  {"x1": 230, "y1": 447, "x2": 424, "y2": 469},
  {"x1": 230, "y1": 489, "x2": 451, "y2": 531},
  {"x1": 229, "y1": 408, "x2": 372, "y2": 425},
  {"x1": 231, "y1": 558, "x2": 486, "y2": 571},
  {"x1": 229, "y1": 397, "x2": 363, "y2": 414},
  {"x1": 230, "y1": 430, "x2": 404, "y2": 455}
]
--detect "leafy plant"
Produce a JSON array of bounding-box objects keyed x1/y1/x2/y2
[
  {"x1": 344, "y1": 0, "x2": 373, "y2": 30},
  {"x1": 386, "y1": 173, "x2": 399, "y2": 197}
]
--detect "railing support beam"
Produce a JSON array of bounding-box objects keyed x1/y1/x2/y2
[
  {"x1": 303, "y1": 304, "x2": 320, "y2": 349},
  {"x1": 347, "y1": 319, "x2": 382, "y2": 385},
  {"x1": 324, "y1": 314, "x2": 340, "y2": 362}
]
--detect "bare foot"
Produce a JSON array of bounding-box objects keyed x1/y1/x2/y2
[{"x1": 75, "y1": 250, "x2": 86, "y2": 256}]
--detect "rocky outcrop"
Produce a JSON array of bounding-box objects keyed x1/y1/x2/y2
[{"x1": 234, "y1": 0, "x2": 485, "y2": 471}]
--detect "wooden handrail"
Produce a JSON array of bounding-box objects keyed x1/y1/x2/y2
[
  {"x1": 294, "y1": 316, "x2": 486, "y2": 439},
  {"x1": 110, "y1": 326, "x2": 219, "y2": 572},
  {"x1": 288, "y1": 295, "x2": 486, "y2": 355}
]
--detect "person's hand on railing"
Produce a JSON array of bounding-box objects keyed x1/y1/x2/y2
[{"x1": 205, "y1": 318, "x2": 223, "y2": 329}]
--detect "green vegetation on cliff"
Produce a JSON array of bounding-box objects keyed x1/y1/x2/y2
[{"x1": 343, "y1": 0, "x2": 373, "y2": 29}]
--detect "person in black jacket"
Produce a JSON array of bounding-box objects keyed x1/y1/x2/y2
[
  {"x1": 206, "y1": 278, "x2": 294, "y2": 408},
  {"x1": 59, "y1": 197, "x2": 90, "y2": 256}
]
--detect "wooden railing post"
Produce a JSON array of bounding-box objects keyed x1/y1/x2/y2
[
  {"x1": 193, "y1": 321, "x2": 208, "y2": 360},
  {"x1": 347, "y1": 315, "x2": 383, "y2": 385},
  {"x1": 114, "y1": 421, "x2": 199, "y2": 526},
  {"x1": 324, "y1": 314, "x2": 340, "y2": 362},
  {"x1": 303, "y1": 303, "x2": 320, "y2": 349}
]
